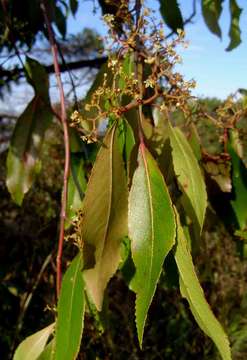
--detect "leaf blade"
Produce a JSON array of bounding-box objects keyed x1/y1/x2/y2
[
  {"x1": 168, "y1": 122, "x2": 207, "y2": 231},
  {"x1": 174, "y1": 209, "x2": 232, "y2": 360},
  {"x1": 226, "y1": 0, "x2": 242, "y2": 51},
  {"x1": 55, "y1": 254, "x2": 85, "y2": 360},
  {"x1": 81, "y1": 122, "x2": 128, "y2": 310},
  {"x1": 202, "y1": 0, "x2": 223, "y2": 38},
  {"x1": 159, "y1": 0, "x2": 184, "y2": 33},
  {"x1": 129, "y1": 144, "x2": 176, "y2": 345},
  {"x1": 13, "y1": 323, "x2": 54, "y2": 360}
]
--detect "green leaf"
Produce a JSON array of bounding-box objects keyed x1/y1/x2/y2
[
  {"x1": 228, "y1": 140, "x2": 247, "y2": 230},
  {"x1": 69, "y1": 0, "x2": 78, "y2": 15},
  {"x1": 174, "y1": 209, "x2": 232, "y2": 360},
  {"x1": 54, "y1": 5, "x2": 67, "y2": 38},
  {"x1": 81, "y1": 122, "x2": 128, "y2": 310},
  {"x1": 6, "y1": 96, "x2": 52, "y2": 205},
  {"x1": 168, "y1": 122, "x2": 207, "y2": 231},
  {"x1": 14, "y1": 323, "x2": 54, "y2": 360},
  {"x1": 65, "y1": 153, "x2": 87, "y2": 229},
  {"x1": 55, "y1": 254, "x2": 85, "y2": 360},
  {"x1": 128, "y1": 143, "x2": 176, "y2": 346},
  {"x1": 159, "y1": 0, "x2": 184, "y2": 32},
  {"x1": 226, "y1": 0, "x2": 242, "y2": 51},
  {"x1": 202, "y1": 0, "x2": 223, "y2": 38},
  {"x1": 25, "y1": 57, "x2": 49, "y2": 99},
  {"x1": 37, "y1": 340, "x2": 55, "y2": 360}
]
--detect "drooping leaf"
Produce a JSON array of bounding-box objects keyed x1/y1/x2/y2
[
  {"x1": 13, "y1": 323, "x2": 54, "y2": 360},
  {"x1": 201, "y1": 0, "x2": 223, "y2": 38},
  {"x1": 65, "y1": 153, "x2": 87, "y2": 229},
  {"x1": 159, "y1": 0, "x2": 184, "y2": 32},
  {"x1": 25, "y1": 57, "x2": 49, "y2": 98},
  {"x1": 54, "y1": 5, "x2": 67, "y2": 38},
  {"x1": 174, "y1": 209, "x2": 232, "y2": 360},
  {"x1": 37, "y1": 340, "x2": 55, "y2": 360},
  {"x1": 81, "y1": 122, "x2": 128, "y2": 310},
  {"x1": 69, "y1": 0, "x2": 78, "y2": 15},
  {"x1": 55, "y1": 254, "x2": 85, "y2": 360},
  {"x1": 226, "y1": 0, "x2": 242, "y2": 51},
  {"x1": 228, "y1": 141, "x2": 247, "y2": 230},
  {"x1": 128, "y1": 143, "x2": 176, "y2": 346},
  {"x1": 7, "y1": 96, "x2": 52, "y2": 205},
  {"x1": 168, "y1": 122, "x2": 207, "y2": 231}
]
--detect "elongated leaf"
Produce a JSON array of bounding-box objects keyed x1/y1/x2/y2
[
  {"x1": 168, "y1": 122, "x2": 207, "y2": 231},
  {"x1": 159, "y1": 0, "x2": 184, "y2": 32},
  {"x1": 81, "y1": 122, "x2": 128, "y2": 310},
  {"x1": 226, "y1": 0, "x2": 242, "y2": 51},
  {"x1": 174, "y1": 209, "x2": 231, "y2": 360},
  {"x1": 70, "y1": 0, "x2": 78, "y2": 15},
  {"x1": 7, "y1": 96, "x2": 52, "y2": 205},
  {"x1": 37, "y1": 340, "x2": 55, "y2": 360},
  {"x1": 228, "y1": 142, "x2": 247, "y2": 230},
  {"x1": 202, "y1": 0, "x2": 223, "y2": 37},
  {"x1": 129, "y1": 143, "x2": 176, "y2": 346},
  {"x1": 55, "y1": 254, "x2": 85, "y2": 360},
  {"x1": 25, "y1": 57, "x2": 49, "y2": 99},
  {"x1": 14, "y1": 323, "x2": 54, "y2": 360}
]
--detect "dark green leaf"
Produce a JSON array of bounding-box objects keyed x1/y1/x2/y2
[
  {"x1": 69, "y1": 0, "x2": 78, "y2": 15},
  {"x1": 202, "y1": 0, "x2": 223, "y2": 38},
  {"x1": 25, "y1": 57, "x2": 49, "y2": 98},
  {"x1": 13, "y1": 324, "x2": 54, "y2": 360},
  {"x1": 174, "y1": 209, "x2": 232, "y2": 360},
  {"x1": 55, "y1": 254, "x2": 85, "y2": 360},
  {"x1": 159, "y1": 0, "x2": 184, "y2": 32},
  {"x1": 7, "y1": 96, "x2": 52, "y2": 205},
  {"x1": 168, "y1": 122, "x2": 207, "y2": 231},
  {"x1": 54, "y1": 6, "x2": 67, "y2": 38},
  {"x1": 81, "y1": 122, "x2": 128, "y2": 310},
  {"x1": 128, "y1": 143, "x2": 176, "y2": 346},
  {"x1": 226, "y1": 0, "x2": 242, "y2": 51}
]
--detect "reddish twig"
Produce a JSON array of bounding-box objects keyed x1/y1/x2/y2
[{"x1": 41, "y1": 0, "x2": 70, "y2": 298}]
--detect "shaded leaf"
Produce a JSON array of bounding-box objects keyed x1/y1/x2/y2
[
  {"x1": 14, "y1": 323, "x2": 54, "y2": 360},
  {"x1": 228, "y1": 141, "x2": 247, "y2": 230},
  {"x1": 128, "y1": 143, "x2": 176, "y2": 346},
  {"x1": 159, "y1": 0, "x2": 184, "y2": 32},
  {"x1": 226, "y1": 0, "x2": 242, "y2": 51},
  {"x1": 7, "y1": 96, "x2": 52, "y2": 205},
  {"x1": 81, "y1": 122, "x2": 128, "y2": 310},
  {"x1": 25, "y1": 57, "x2": 49, "y2": 98},
  {"x1": 54, "y1": 5, "x2": 67, "y2": 38},
  {"x1": 174, "y1": 209, "x2": 232, "y2": 360},
  {"x1": 69, "y1": 0, "x2": 78, "y2": 15},
  {"x1": 55, "y1": 254, "x2": 85, "y2": 360},
  {"x1": 168, "y1": 122, "x2": 207, "y2": 231},
  {"x1": 202, "y1": 0, "x2": 223, "y2": 38}
]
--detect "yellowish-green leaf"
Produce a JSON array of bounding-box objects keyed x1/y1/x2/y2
[
  {"x1": 226, "y1": 0, "x2": 242, "y2": 51},
  {"x1": 202, "y1": 0, "x2": 223, "y2": 38},
  {"x1": 13, "y1": 323, "x2": 54, "y2": 360},
  {"x1": 129, "y1": 143, "x2": 176, "y2": 346},
  {"x1": 81, "y1": 122, "x2": 128, "y2": 310},
  {"x1": 174, "y1": 209, "x2": 232, "y2": 360},
  {"x1": 168, "y1": 122, "x2": 207, "y2": 231},
  {"x1": 7, "y1": 96, "x2": 52, "y2": 205},
  {"x1": 55, "y1": 254, "x2": 85, "y2": 360},
  {"x1": 37, "y1": 340, "x2": 55, "y2": 360}
]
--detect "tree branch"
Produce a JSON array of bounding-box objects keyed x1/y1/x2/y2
[{"x1": 41, "y1": 0, "x2": 70, "y2": 298}]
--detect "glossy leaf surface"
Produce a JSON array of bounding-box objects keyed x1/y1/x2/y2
[
  {"x1": 55, "y1": 254, "x2": 85, "y2": 360},
  {"x1": 174, "y1": 210, "x2": 232, "y2": 360},
  {"x1": 129, "y1": 144, "x2": 176, "y2": 346},
  {"x1": 81, "y1": 122, "x2": 128, "y2": 310},
  {"x1": 202, "y1": 0, "x2": 223, "y2": 37},
  {"x1": 14, "y1": 323, "x2": 54, "y2": 360},
  {"x1": 226, "y1": 0, "x2": 242, "y2": 51},
  {"x1": 168, "y1": 122, "x2": 207, "y2": 231}
]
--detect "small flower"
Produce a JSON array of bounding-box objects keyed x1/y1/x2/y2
[{"x1": 144, "y1": 78, "x2": 155, "y2": 88}]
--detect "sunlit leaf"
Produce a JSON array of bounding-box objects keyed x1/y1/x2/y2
[
  {"x1": 168, "y1": 122, "x2": 207, "y2": 231},
  {"x1": 129, "y1": 143, "x2": 176, "y2": 346},
  {"x1": 14, "y1": 323, "x2": 54, "y2": 360},
  {"x1": 202, "y1": 0, "x2": 223, "y2": 38},
  {"x1": 7, "y1": 96, "x2": 52, "y2": 205},
  {"x1": 55, "y1": 254, "x2": 85, "y2": 360},
  {"x1": 81, "y1": 122, "x2": 128, "y2": 310},
  {"x1": 37, "y1": 340, "x2": 55, "y2": 360},
  {"x1": 159, "y1": 0, "x2": 184, "y2": 32},
  {"x1": 174, "y1": 209, "x2": 232, "y2": 360},
  {"x1": 226, "y1": 0, "x2": 242, "y2": 51}
]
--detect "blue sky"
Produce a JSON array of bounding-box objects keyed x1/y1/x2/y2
[{"x1": 67, "y1": 0, "x2": 247, "y2": 99}]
